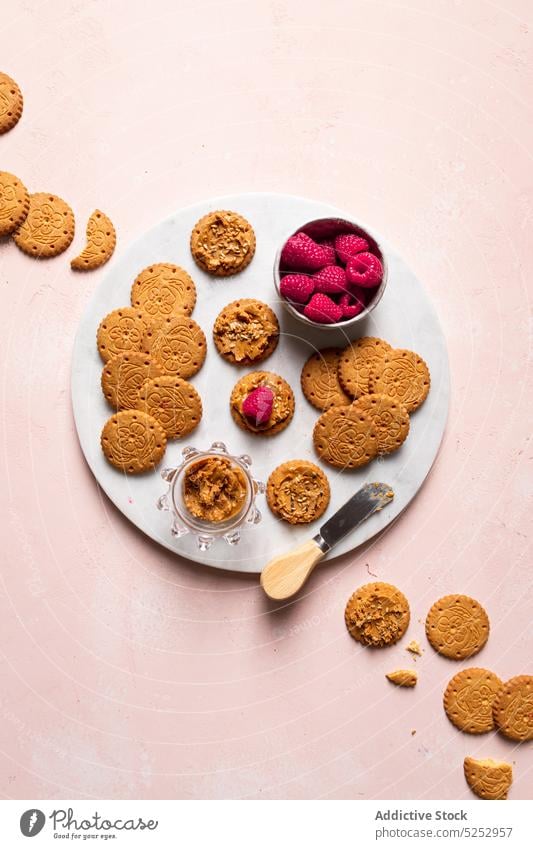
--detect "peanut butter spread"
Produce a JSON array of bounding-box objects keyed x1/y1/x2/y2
[
  {"x1": 183, "y1": 456, "x2": 248, "y2": 523},
  {"x1": 190, "y1": 210, "x2": 255, "y2": 276},
  {"x1": 214, "y1": 299, "x2": 279, "y2": 363},
  {"x1": 231, "y1": 371, "x2": 293, "y2": 432}
]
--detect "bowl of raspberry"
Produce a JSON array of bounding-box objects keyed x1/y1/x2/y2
[{"x1": 274, "y1": 217, "x2": 388, "y2": 329}]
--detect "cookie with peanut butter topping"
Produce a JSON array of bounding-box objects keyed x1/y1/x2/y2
[
  {"x1": 301, "y1": 348, "x2": 351, "y2": 411},
  {"x1": 190, "y1": 210, "x2": 255, "y2": 277},
  {"x1": 230, "y1": 371, "x2": 294, "y2": 436},
  {"x1": 267, "y1": 460, "x2": 330, "y2": 524},
  {"x1": 213, "y1": 299, "x2": 279, "y2": 365},
  {"x1": 345, "y1": 582, "x2": 410, "y2": 647}
]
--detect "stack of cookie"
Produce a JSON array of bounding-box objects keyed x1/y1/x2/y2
[
  {"x1": 302, "y1": 337, "x2": 430, "y2": 469},
  {"x1": 98, "y1": 263, "x2": 206, "y2": 473}
]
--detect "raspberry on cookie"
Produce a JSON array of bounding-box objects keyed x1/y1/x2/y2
[{"x1": 230, "y1": 371, "x2": 294, "y2": 436}]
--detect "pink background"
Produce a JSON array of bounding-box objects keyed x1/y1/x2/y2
[{"x1": 1, "y1": 0, "x2": 531, "y2": 800}]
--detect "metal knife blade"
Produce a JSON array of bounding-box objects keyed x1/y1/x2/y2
[{"x1": 313, "y1": 482, "x2": 394, "y2": 553}]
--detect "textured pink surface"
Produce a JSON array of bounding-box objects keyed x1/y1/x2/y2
[{"x1": 1, "y1": 0, "x2": 531, "y2": 800}]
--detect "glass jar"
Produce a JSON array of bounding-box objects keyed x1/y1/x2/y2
[{"x1": 156, "y1": 441, "x2": 265, "y2": 550}]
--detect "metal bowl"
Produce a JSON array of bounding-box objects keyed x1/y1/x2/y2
[{"x1": 274, "y1": 217, "x2": 388, "y2": 331}]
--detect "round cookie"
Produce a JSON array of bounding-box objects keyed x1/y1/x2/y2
[
  {"x1": 267, "y1": 460, "x2": 330, "y2": 524},
  {"x1": 100, "y1": 409, "x2": 166, "y2": 474},
  {"x1": 71, "y1": 209, "x2": 116, "y2": 271},
  {"x1": 345, "y1": 582, "x2": 410, "y2": 647},
  {"x1": 492, "y1": 675, "x2": 533, "y2": 742},
  {"x1": 230, "y1": 371, "x2": 294, "y2": 436},
  {"x1": 143, "y1": 315, "x2": 206, "y2": 379},
  {"x1": 425, "y1": 594, "x2": 490, "y2": 660},
  {"x1": 443, "y1": 668, "x2": 503, "y2": 734},
  {"x1": 101, "y1": 351, "x2": 162, "y2": 410},
  {"x1": 338, "y1": 337, "x2": 392, "y2": 398},
  {"x1": 136, "y1": 376, "x2": 202, "y2": 439},
  {"x1": 350, "y1": 394, "x2": 410, "y2": 454},
  {"x1": 464, "y1": 757, "x2": 513, "y2": 801},
  {"x1": 301, "y1": 348, "x2": 351, "y2": 411},
  {"x1": 13, "y1": 192, "x2": 75, "y2": 258},
  {"x1": 131, "y1": 263, "x2": 196, "y2": 319},
  {"x1": 213, "y1": 299, "x2": 279, "y2": 365},
  {"x1": 313, "y1": 405, "x2": 378, "y2": 469},
  {"x1": 97, "y1": 307, "x2": 147, "y2": 362},
  {"x1": 0, "y1": 171, "x2": 29, "y2": 236},
  {"x1": 369, "y1": 348, "x2": 430, "y2": 412},
  {"x1": 0, "y1": 72, "x2": 23, "y2": 134},
  {"x1": 190, "y1": 210, "x2": 256, "y2": 276}
]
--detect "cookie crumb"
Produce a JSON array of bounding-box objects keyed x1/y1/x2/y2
[{"x1": 406, "y1": 640, "x2": 422, "y2": 656}]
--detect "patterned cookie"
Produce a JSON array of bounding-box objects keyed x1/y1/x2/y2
[
  {"x1": 369, "y1": 348, "x2": 430, "y2": 412},
  {"x1": 143, "y1": 315, "x2": 206, "y2": 379},
  {"x1": 345, "y1": 582, "x2": 410, "y2": 647},
  {"x1": 313, "y1": 405, "x2": 378, "y2": 469},
  {"x1": 213, "y1": 299, "x2": 279, "y2": 365},
  {"x1": 0, "y1": 171, "x2": 29, "y2": 236},
  {"x1": 13, "y1": 192, "x2": 75, "y2": 258},
  {"x1": 464, "y1": 757, "x2": 513, "y2": 801},
  {"x1": 426, "y1": 595, "x2": 490, "y2": 660},
  {"x1": 190, "y1": 210, "x2": 256, "y2": 276},
  {"x1": 386, "y1": 669, "x2": 417, "y2": 687},
  {"x1": 71, "y1": 209, "x2": 116, "y2": 270},
  {"x1": 0, "y1": 72, "x2": 23, "y2": 134},
  {"x1": 443, "y1": 668, "x2": 502, "y2": 734},
  {"x1": 131, "y1": 263, "x2": 196, "y2": 319},
  {"x1": 101, "y1": 351, "x2": 162, "y2": 410},
  {"x1": 97, "y1": 307, "x2": 147, "y2": 362},
  {"x1": 301, "y1": 348, "x2": 351, "y2": 411},
  {"x1": 101, "y1": 409, "x2": 166, "y2": 473},
  {"x1": 338, "y1": 337, "x2": 392, "y2": 398},
  {"x1": 136, "y1": 376, "x2": 202, "y2": 439},
  {"x1": 350, "y1": 394, "x2": 410, "y2": 454},
  {"x1": 266, "y1": 460, "x2": 330, "y2": 524},
  {"x1": 492, "y1": 676, "x2": 533, "y2": 742},
  {"x1": 230, "y1": 371, "x2": 294, "y2": 436}
]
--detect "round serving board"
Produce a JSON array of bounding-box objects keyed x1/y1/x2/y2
[{"x1": 71, "y1": 193, "x2": 450, "y2": 573}]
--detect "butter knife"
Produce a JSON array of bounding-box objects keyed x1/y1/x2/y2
[{"x1": 260, "y1": 482, "x2": 394, "y2": 600}]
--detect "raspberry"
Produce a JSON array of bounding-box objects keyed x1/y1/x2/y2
[
  {"x1": 345, "y1": 252, "x2": 383, "y2": 288},
  {"x1": 279, "y1": 273, "x2": 315, "y2": 304},
  {"x1": 280, "y1": 232, "x2": 335, "y2": 272},
  {"x1": 241, "y1": 386, "x2": 274, "y2": 425},
  {"x1": 313, "y1": 265, "x2": 348, "y2": 295},
  {"x1": 339, "y1": 292, "x2": 364, "y2": 318},
  {"x1": 303, "y1": 293, "x2": 343, "y2": 324},
  {"x1": 334, "y1": 234, "x2": 369, "y2": 265}
]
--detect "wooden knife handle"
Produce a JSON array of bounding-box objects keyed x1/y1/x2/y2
[{"x1": 260, "y1": 539, "x2": 325, "y2": 600}]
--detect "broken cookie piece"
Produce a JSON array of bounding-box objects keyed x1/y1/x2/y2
[
  {"x1": 464, "y1": 757, "x2": 512, "y2": 800},
  {"x1": 386, "y1": 669, "x2": 417, "y2": 688}
]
